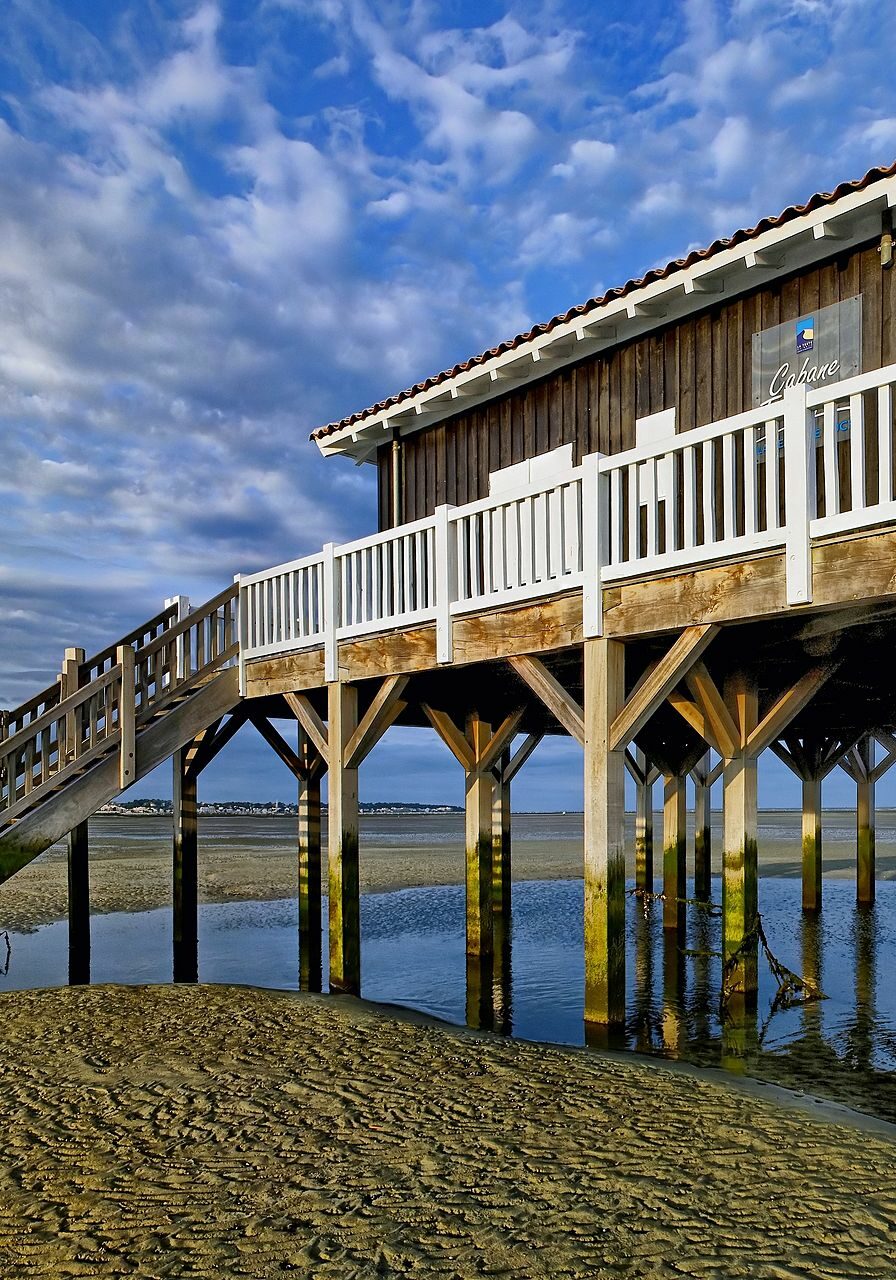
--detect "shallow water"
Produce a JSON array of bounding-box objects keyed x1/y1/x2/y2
[{"x1": 2, "y1": 871, "x2": 896, "y2": 1124}]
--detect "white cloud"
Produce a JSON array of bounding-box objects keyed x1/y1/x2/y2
[{"x1": 552, "y1": 138, "x2": 616, "y2": 180}]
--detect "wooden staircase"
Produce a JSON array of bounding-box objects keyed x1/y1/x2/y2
[{"x1": 0, "y1": 586, "x2": 242, "y2": 881}]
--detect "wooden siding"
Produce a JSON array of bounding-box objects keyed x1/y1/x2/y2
[{"x1": 380, "y1": 238, "x2": 896, "y2": 528}]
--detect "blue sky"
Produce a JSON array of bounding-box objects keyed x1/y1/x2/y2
[{"x1": 1, "y1": 0, "x2": 895, "y2": 809}]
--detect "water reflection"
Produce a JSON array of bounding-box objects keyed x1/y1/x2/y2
[{"x1": 4, "y1": 877, "x2": 896, "y2": 1123}]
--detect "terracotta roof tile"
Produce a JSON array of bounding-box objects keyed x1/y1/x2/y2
[{"x1": 312, "y1": 160, "x2": 896, "y2": 442}]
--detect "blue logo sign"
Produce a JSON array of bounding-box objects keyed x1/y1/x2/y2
[{"x1": 796, "y1": 317, "x2": 815, "y2": 353}]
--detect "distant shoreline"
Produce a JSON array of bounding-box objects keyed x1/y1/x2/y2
[{"x1": 96, "y1": 805, "x2": 896, "y2": 817}]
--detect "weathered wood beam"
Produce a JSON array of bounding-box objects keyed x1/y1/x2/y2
[
  {"x1": 685, "y1": 662, "x2": 739, "y2": 760},
  {"x1": 478, "y1": 707, "x2": 526, "y2": 777},
  {"x1": 721, "y1": 672, "x2": 759, "y2": 996},
  {"x1": 344, "y1": 675, "x2": 409, "y2": 770},
  {"x1": 667, "y1": 690, "x2": 718, "y2": 751},
  {"x1": 503, "y1": 732, "x2": 542, "y2": 784},
  {"x1": 283, "y1": 691, "x2": 329, "y2": 762},
  {"x1": 117, "y1": 644, "x2": 136, "y2": 790},
  {"x1": 185, "y1": 707, "x2": 250, "y2": 779},
  {"x1": 583, "y1": 637, "x2": 626, "y2": 1026},
  {"x1": 466, "y1": 712, "x2": 494, "y2": 957},
  {"x1": 624, "y1": 749, "x2": 644, "y2": 785},
  {"x1": 634, "y1": 748, "x2": 653, "y2": 893},
  {"x1": 609, "y1": 624, "x2": 717, "y2": 751},
  {"x1": 855, "y1": 734, "x2": 875, "y2": 908},
  {"x1": 67, "y1": 820, "x2": 90, "y2": 986},
  {"x1": 421, "y1": 703, "x2": 476, "y2": 771},
  {"x1": 508, "y1": 655, "x2": 585, "y2": 745},
  {"x1": 870, "y1": 742, "x2": 896, "y2": 784},
  {"x1": 663, "y1": 772, "x2": 687, "y2": 932},
  {"x1": 299, "y1": 761, "x2": 322, "y2": 993},
  {"x1": 328, "y1": 682, "x2": 360, "y2": 994},
  {"x1": 249, "y1": 714, "x2": 305, "y2": 778},
  {"x1": 492, "y1": 748, "x2": 512, "y2": 916},
  {"x1": 173, "y1": 742, "x2": 198, "y2": 983},
  {"x1": 693, "y1": 751, "x2": 712, "y2": 902},
  {"x1": 802, "y1": 774, "x2": 822, "y2": 913},
  {"x1": 745, "y1": 663, "x2": 839, "y2": 759}
]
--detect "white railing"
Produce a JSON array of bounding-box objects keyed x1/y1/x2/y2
[
  {"x1": 451, "y1": 472, "x2": 584, "y2": 615},
  {"x1": 808, "y1": 366, "x2": 896, "y2": 538},
  {"x1": 237, "y1": 363, "x2": 896, "y2": 685}
]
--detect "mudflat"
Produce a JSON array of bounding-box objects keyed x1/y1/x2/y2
[
  {"x1": 0, "y1": 983, "x2": 893, "y2": 1278},
  {"x1": 3, "y1": 810, "x2": 895, "y2": 931}
]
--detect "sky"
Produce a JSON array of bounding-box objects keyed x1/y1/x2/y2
[{"x1": 1, "y1": 0, "x2": 896, "y2": 809}]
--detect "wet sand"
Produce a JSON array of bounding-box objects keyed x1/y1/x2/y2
[
  {"x1": 3, "y1": 811, "x2": 896, "y2": 932},
  {"x1": 0, "y1": 982, "x2": 893, "y2": 1279}
]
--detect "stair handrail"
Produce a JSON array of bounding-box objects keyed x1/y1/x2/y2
[
  {"x1": 1, "y1": 584, "x2": 238, "y2": 825},
  {"x1": 0, "y1": 600, "x2": 180, "y2": 743}
]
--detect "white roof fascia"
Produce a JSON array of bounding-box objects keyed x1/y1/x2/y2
[{"x1": 317, "y1": 175, "x2": 896, "y2": 461}]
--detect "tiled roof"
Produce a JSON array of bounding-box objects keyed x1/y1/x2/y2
[{"x1": 311, "y1": 160, "x2": 896, "y2": 442}]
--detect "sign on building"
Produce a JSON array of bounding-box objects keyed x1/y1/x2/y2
[{"x1": 752, "y1": 296, "x2": 862, "y2": 406}]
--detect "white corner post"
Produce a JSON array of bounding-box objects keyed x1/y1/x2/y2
[
  {"x1": 234, "y1": 574, "x2": 246, "y2": 696},
  {"x1": 581, "y1": 451, "x2": 605, "y2": 638},
  {"x1": 783, "y1": 384, "x2": 813, "y2": 605},
  {"x1": 323, "y1": 541, "x2": 338, "y2": 683},
  {"x1": 434, "y1": 504, "x2": 456, "y2": 664}
]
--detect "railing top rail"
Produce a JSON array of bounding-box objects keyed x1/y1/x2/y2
[
  {"x1": 138, "y1": 582, "x2": 238, "y2": 661},
  {"x1": 449, "y1": 468, "x2": 584, "y2": 520},
  {"x1": 83, "y1": 602, "x2": 178, "y2": 673},
  {"x1": 239, "y1": 550, "x2": 326, "y2": 587},
  {"x1": 599, "y1": 402, "x2": 786, "y2": 474},
  {"x1": 2, "y1": 681, "x2": 61, "y2": 733},
  {"x1": 806, "y1": 360, "x2": 896, "y2": 407},
  {"x1": 335, "y1": 512, "x2": 438, "y2": 557},
  {"x1": 1, "y1": 663, "x2": 122, "y2": 758}
]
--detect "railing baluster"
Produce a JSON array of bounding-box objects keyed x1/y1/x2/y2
[
  {"x1": 850, "y1": 392, "x2": 866, "y2": 511},
  {"x1": 823, "y1": 401, "x2": 839, "y2": 516},
  {"x1": 682, "y1": 446, "x2": 696, "y2": 549},
  {"x1": 722, "y1": 432, "x2": 735, "y2": 540},
  {"x1": 664, "y1": 454, "x2": 677, "y2": 554},
  {"x1": 879, "y1": 384, "x2": 893, "y2": 505},
  {"x1": 643, "y1": 459, "x2": 657, "y2": 558},
  {"x1": 548, "y1": 485, "x2": 562, "y2": 578},
  {"x1": 610, "y1": 469, "x2": 623, "y2": 565},
  {"x1": 744, "y1": 427, "x2": 757, "y2": 537},
  {"x1": 701, "y1": 440, "x2": 715, "y2": 544},
  {"x1": 627, "y1": 463, "x2": 639, "y2": 561}
]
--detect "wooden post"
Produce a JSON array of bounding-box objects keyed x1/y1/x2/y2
[
  {"x1": 298, "y1": 763, "x2": 322, "y2": 993},
  {"x1": 117, "y1": 644, "x2": 136, "y2": 790},
  {"x1": 583, "y1": 637, "x2": 626, "y2": 1026},
  {"x1": 492, "y1": 749, "x2": 512, "y2": 916},
  {"x1": 634, "y1": 751, "x2": 653, "y2": 893},
  {"x1": 67, "y1": 819, "x2": 90, "y2": 986},
  {"x1": 328, "y1": 681, "x2": 360, "y2": 994},
  {"x1": 722, "y1": 673, "x2": 759, "y2": 997},
  {"x1": 62, "y1": 648, "x2": 89, "y2": 985},
  {"x1": 856, "y1": 734, "x2": 875, "y2": 908},
  {"x1": 801, "y1": 774, "x2": 823, "y2": 913},
  {"x1": 465, "y1": 712, "x2": 494, "y2": 958},
  {"x1": 693, "y1": 752, "x2": 711, "y2": 901},
  {"x1": 662, "y1": 772, "x2": 687, "y2": 932},
  {"x1": 172, "y1": 744, "x2": 198, "y2": 983}
]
